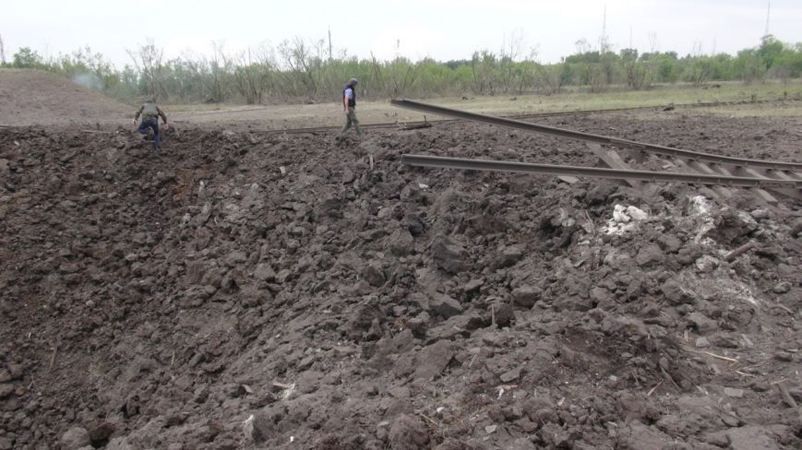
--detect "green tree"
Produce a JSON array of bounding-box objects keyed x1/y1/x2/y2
[{"x1": 12, "y1": 47, "x2": 44, "y2": 68}]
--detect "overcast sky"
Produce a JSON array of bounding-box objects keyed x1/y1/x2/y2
[{"x1": 2, "y1": 0, "x2": 801, "y2": 67}]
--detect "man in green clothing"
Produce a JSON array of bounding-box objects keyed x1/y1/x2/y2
[
  {"x1": 133, "y1": 98, "x2": 169, "y2": 151},
  {"x1": 340, "y1": 78, "x2": 362, "y2": 137}
]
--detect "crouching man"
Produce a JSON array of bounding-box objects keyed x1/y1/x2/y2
[{"x1": 133, "y1": 98, "x2": 169, "y2": 151}]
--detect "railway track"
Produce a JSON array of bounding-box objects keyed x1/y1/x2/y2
[
  {"x1": 255, "y1": 96, "x2": 796, "y2": 136},
  {"x1": 402, "y1": 155, "x2": 802, "y2": 189},
  {"x1": 391, "y1": 99, "x2": 802, "y2": 203}
]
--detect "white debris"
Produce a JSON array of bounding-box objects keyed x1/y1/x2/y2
[
  {"x1": 675, "y1": 271, "x2": 760, "y2": 307},
  {"x1": 603, "y1": 204, "x2": 649, "y2": 235},
  {"x1": 242, "y1": 415, "x2": 254, "y2": 440},
  {"x1": 627, "y1": 206, "x2": 649, "y2": 221},
  {"x1": 612, "y1": 205, "x2": 630, "y2": 223},
  {"x1": 688, "y1": 195, "x2": 717, "y2": 243},
  {"x1": 695, "y1": 255, "x2": 719, "y2": 273},
  {"x1": 689, "y1": 195, "x2": 712, "y2": 216},
  {"x1": 280, "y1": 383, "x2": 296, "y2": 400}
]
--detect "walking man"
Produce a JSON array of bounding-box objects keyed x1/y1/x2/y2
[
  {"x1": 340, "y1": 78, "x2": 362, "y2": 137},
  {"x1": 133, "y1": 98, "x2": 168, "y2": 151}
]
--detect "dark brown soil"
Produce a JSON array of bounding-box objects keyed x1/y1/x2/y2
[{"x1": 1, "y1": 111, "x2": 802, "y2": 450}]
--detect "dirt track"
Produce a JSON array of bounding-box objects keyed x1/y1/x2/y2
[{"x1": 1, "y1": 107, "x2": 802, "y2": 449}]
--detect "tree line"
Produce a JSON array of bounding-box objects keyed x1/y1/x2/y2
[{"x1": 3, "y1": 35, "x2": 801, "y2": 104}]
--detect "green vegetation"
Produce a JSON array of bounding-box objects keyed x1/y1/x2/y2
[{"x1": 3, "y1": 35, "x2": 802, "y2": 105}]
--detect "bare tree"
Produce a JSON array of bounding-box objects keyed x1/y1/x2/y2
[
  {"x1": 228, "y1": 47, "x2": 273, "y2": 104},
  {"x1": 533, "y1": 50, "x2": 566, "y2": 95},
  {"x1": 370, "y1": 52, "x2": 385, "y2": 94},
  {"x1": 390, "y1": 60, "x2": 419, "y2": 97},
  {"x1": 278, "y1": 37, "x2": 319, "y2": 98},
  {"x1": 499, "y1": 30, "x2": 525, "y2": 93},
  {"x1": 207, "y1": 41, "x2": 228, "y2": 102},
  {"x1": 127, "y1": 40, "x2": 167, "y2": 100},
  {"x1": 0, "y1": 34, "x2": 5, "y2": 64}
]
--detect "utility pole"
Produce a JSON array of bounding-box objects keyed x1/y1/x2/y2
[
  {"x1": 327, "y1": 27, "x2": 333, "y2": 61},
  {"x1": 764, "y1": 0, "x2": 771, "y2": 37},
  {"x1": 599, "y1": 4, "x2": 608, "y2": 53},
  {"x1": 648, "y1": 32, "x2": 658, "y2": 53}
]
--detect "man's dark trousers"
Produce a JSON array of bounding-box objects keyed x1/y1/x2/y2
[{"x1": 137, "y1": 117, "x2": 161, "y2": 150}]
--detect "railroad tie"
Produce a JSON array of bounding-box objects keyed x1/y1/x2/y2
[
  {"x1": 670, "y1": 159, "x2": 725, "y2": 200},
  {"x1": 765, "y1": 169, "x2": 802, "y2": 200},
  {"x1": 710, "y1": 164, "x2": 777, "y2": 205},
  {"x1": 587, "y1": 143, "x2": 639, "y2": 188}
]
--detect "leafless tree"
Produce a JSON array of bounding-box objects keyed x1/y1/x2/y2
[
  {"x1": 127, "y1": 40, "x2": 167, "y2": 100},
  {"x1": 0, "y1": 34, "x2": 5, "y2": 64},
  {"x1": 278, "y1": 37, "x2": 319, "y2": 98},
  {"x1": 206, "y1": 41, "x2": 229, "y2": 103},
  {"x1": 228, "y1": 47, "x2": 273, "y2": 104},
  {"x1": 499, "y1": 30, "x2": 525, "y2": 93},
  {"x1": 369, "y1": 52, "x2": 385, "y2": 94}
]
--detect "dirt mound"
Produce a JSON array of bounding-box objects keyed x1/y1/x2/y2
[
  {"x1": 0, "y1": 69, "x2": 130, "y2": 126},
  {"x1": 1, "y1": 114, "x2": 802, "y2": 449}
]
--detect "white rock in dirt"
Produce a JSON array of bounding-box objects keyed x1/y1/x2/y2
[
  {"x1": 603, "y1": 204, "x2": 648, "y2": 235},
  {"x1": 689, "y1": 195, "x2": 713, "y2": 216},
  {"x1": 695, "y1": 255, "x2": 719, "y2": 273},
  {"x1": 612, "y1": 204, "x2": 631, "y2": 223},
  {"x1": 242, "y1": 414, "x2": 255, "y2": 441},
  {"x1": 627, "y1": 206, "x2": 649, "y2": 221},
  {"x1": 750, "y1": 209, "x2": 771, "y2": 220},
  {"x1": 688, "y1": 195, "x2": 717, "y2": 240}
]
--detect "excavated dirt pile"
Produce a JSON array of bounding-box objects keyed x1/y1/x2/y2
[
  {"x1": 0, "y1": 69, "x2": 130, "y2": 127},
  {"x1": 1, "y1": 114, "x2": 802, "y2": 450}
]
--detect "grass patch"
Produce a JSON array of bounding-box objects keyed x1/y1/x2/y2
[{"x1": 168, "y1": 80, "x2": 802, "y2": 128}]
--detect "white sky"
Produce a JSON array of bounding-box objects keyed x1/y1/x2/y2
[{"x1": 2, "y1": 0, "x2": 801, "y2": 67}]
